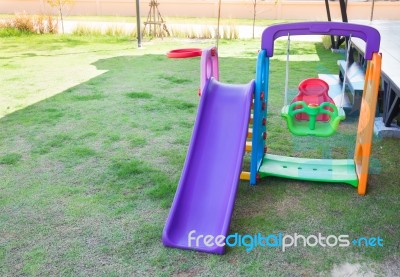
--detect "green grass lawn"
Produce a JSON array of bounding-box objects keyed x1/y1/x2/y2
[{"x1": 0, "y1": 33, "x2": 399, "y2": 276}]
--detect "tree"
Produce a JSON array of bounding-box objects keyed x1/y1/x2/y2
[{"x1": 46, "y1": 0, "x2": 75, "y2": 34}]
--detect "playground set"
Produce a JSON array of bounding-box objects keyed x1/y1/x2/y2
[{"x1": 162, "y1": 22, "x2": 382, "y2": 254}]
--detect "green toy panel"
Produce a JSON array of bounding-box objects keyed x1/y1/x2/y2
[{"x1": 259, "y1": 154, "x2": 358, "y2": 187}]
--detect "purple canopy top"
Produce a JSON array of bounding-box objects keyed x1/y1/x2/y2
[{"x1": 262, "y1": 21, "x2": 380, "y2": 60}]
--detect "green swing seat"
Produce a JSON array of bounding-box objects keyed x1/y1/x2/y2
[{"x1": 281, "y1": 101, "x2": 346, "y2": 137}]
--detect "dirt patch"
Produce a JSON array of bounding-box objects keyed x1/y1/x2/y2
[
  {"x1": 233, "y1": 186, "x2": 272, "y2": 218},
  {"x1": 172, "y1": 267, "x2": 203, "y2": 277},
  {"x1": 275, "y1": 194, "x2": 302, "y2": 217},
  {"x1": 381, "y1": 256, "x2": 400, "y2": 276},
  {"x1": 330, "y1": 263, "x2": 374, "y2": 277}
]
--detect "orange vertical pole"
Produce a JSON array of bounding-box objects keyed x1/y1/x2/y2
[{"x1": 354, "y1": 53, "x2": 382, "y2": 195}]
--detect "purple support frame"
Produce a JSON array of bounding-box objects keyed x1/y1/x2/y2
[
  {"x1": 200, "y1": 47, "x2": 219, "y2": 94},
  {"x1": 262, "y1": 22, "x2": 380, "y2": 60}
]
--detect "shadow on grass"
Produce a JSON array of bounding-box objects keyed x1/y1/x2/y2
[{"x1": 0, "y1": 47, "x2": 399, "y2": 276}]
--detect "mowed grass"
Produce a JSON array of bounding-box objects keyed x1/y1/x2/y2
[{"x1": 0, "y1": 33, "x2": 399, "y2": 276}]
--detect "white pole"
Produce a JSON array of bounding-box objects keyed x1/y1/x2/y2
[{"x1": 216, "y1": 0, "x2": 221, "y2": 49}]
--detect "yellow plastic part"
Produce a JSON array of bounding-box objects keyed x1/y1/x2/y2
[
  {"x1": 354, "y1": 53, "x2": 382, "y2": 195},
  {"x1": 245, "y1": 141, "x2": 252, "y2": 152},
  {"x1": 240, "y1": 171, "x2": 250, "y2": 180}
]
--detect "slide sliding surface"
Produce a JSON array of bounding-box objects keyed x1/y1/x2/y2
[{"x1": 162, "y1": 78, "x2": 254, "y2": 254}]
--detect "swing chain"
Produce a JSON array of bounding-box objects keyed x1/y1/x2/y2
[{"x1": 340, "y1": 34, "x2": 352, "y2": 108}]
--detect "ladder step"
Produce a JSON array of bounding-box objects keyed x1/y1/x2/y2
[
  {"x1": 240, "y1": 171, "x2": 250, "y2": 180},
  {"x1": 245, "y1": 141, "x2": 252, "y2": 152},
  {"x1": 247, "y1": 129, "x2": 253, "y2": 139}
]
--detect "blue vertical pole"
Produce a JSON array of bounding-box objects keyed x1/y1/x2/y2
[{"x1": 250, "y1": 50, "x2": 269, "y2": 185}]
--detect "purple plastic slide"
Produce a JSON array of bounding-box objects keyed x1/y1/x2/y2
[{"x1": 162, "y1": 77, "x2": 254, "y2": 254}]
